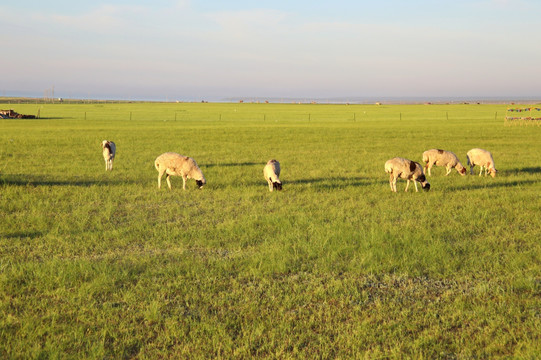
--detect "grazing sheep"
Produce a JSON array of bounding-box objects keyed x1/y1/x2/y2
[
  {"x1": 385, "y1": 157, "x2": 430, "y2": 192},
  {"x1": 263, "y1": 159, "x2": 282, "y2": 192},
  {"x1": 466, "y1": 148, "x2": 497, "y2": 177},
  {"x1": 101, "y1": 140, "x2": 116, "y2": 171},
  {"x1": 422, "y1": 149, "x2": 467, "y2": 176},
  {"x1": 154, "y1": 152, "x2": 206, "y2": 190}
]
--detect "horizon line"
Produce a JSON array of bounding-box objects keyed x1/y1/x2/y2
[{"x1": 2, "y1": 95, "x2": 541, "y2": 105}]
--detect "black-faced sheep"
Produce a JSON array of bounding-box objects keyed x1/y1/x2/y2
[
  {"x1": 422, "y1": 149, "x2": 467, "y2": 176},
  {"x1": 101, "y1": 140, "x2": 116, "y2": 171},
  {"x1": 466, "y1": 148, "x2": 497, "y2": 177},
  {"x1": 154, "y1": 152, "x2": 206, "y2": 190},
  {"x1": 385, "y1": 157, "x2": 430, "y2": 192},
  {"x1": 263, "y1": 159, "x2": 282, "y2": 192}
]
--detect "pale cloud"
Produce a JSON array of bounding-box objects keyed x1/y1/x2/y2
[
  {"x1": 205, "y1": 9, "x2": 290, "y2": 36},
  {"x1": 44, "y1": 5, "x2": 146, "y2": 34},
  {"x1": 475, "y1": 0, "x2": 530, "y2": 9},
  {"x1": 174, "y1": 0, "x2": 191, "y2": 10}
]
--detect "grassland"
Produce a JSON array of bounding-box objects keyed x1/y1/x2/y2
[{"x1": 1, "y1": 102, "x2": 540, "y2": 358}]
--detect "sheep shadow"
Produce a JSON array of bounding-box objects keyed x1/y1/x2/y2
[
  {"x1": 288, "y1": 177, "x2": 378, "y2": 189},
  {"x1": 508, "y1": 166, "x2": 541, "y2": 174},
  {"x1": 2, "y1": 231, "x2": 43, "y2": 239},
  {"x1": 447, "y1": 179, "x2": 539, "y2": 191},
  {"x1": 1, "y1": 176, "x2": 137, "y2": 187},
  {"x1": 206, "y1": 176, "x2": 381, "y2": 190},
  {"x1": 202, "y1": 162, "x2": 260, "y2": 168}
]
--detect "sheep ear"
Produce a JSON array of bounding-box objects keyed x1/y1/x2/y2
[{"x1": 409, "y1": 161, "x2": 416, "y2": 172}]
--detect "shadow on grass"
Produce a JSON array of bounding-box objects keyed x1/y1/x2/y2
[
  {"x1": 2, "y1": 231, "x2": 43, "y2": 239},
  {"x1": 1, "y1": 176, "x2": 138, "y2": 187},
  {"x1": 288, "y1": 177, "x2": 382, "y2": 189},
  {"x1": 448, "y1": 179, "x2": 539, "y2": 191},
  {"x1": 200, "y1": 176, "x2": 383, "y2": 190},
  {"x1": 507, "y1": 166, "x2": 541, "y2": 174},
  {"x1": 203, "y1": 162, "x2": 260, "y2": 168}
]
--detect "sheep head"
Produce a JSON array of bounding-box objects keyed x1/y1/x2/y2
[
  {"x1": 196, "y1": 179, "x2": 206, "y2": 189},
  {"x1": 273, "y1": 181, "x2": 282, "y2": 191}
]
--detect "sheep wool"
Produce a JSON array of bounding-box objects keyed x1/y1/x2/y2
[
  {"x1": 385, "y1": 157, "x2": 430, "y2": 192},
  {"x1": 466, "y1": 148, "x2": 497, "y2": 178},
  {"x1": 155, "y1": 152, "x2": 206, "y2": 190},
  {"x1": 101, "y1": 140, "x2": 116, "y2": 171},
  {"x1": 263, "y1": 159, "x2": 282, "y2": 192},
  {"x1": 422, "y1": 149, "x2": 467, "y2": 176}
]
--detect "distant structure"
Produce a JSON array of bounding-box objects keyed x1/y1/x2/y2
[
  {"x1": 504, "y1": 106, "x2": 541, "y2": 126},
  {"x1": 0, "y1": 109, "x2": 36, "y2": 119}
]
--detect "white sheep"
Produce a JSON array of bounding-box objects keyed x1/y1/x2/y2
[
  {"x1": 466, "y1": 148, "x2": 497, "y2": 177},
  {"x1": 385, "y1": 157, "x2": 430, "y2": 192},
  {"x1": 154, "y1": 152, "x2": 206, "y2": 190},
  {"x1": 422, "y1": 149, "x2": 467, "y2": 176},
  {"x1": 101, "y1": 140, "x2": 116, "y2": 171},
  {"x1": 263, "y1": 159, "x2": 282, "y2": 191}
]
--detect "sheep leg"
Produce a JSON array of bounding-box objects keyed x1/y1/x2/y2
[
  {"x1": 426, "y1": 163, "x2": 432, "y2": 176},
  {"x1": 445, "y1": 167, "x2": 452, "y2": 176},
  {"x1": 157, "y1": 170, "x2": 165, "y2": 189},
  {"x1": 109, "y1": 160, "x2": 113, "y2": 171},
  {"x1": 405, "y1": 179, "x2": 410, "y2": 192},
  {"x1": 268, "y1": 179, "x2": 273, "y2": 192},
  {"x1": 182, "y1": 175, "x2": 187, "y2": 190},
  {"x1": 389, "y1": 174, "x2": 395, "y2": 192},
  {"x1": 479, "y1": 167, "x2": 483, "y2": 177},
  {"x1": 470, "y1": 165, "x2": 474, "y2": 175},
  {"x1": 166, "y1": 174, "x2": 173, "y2": 190},
  {"x1": 413, "y1": 181, "x2": 419, "y2": 192},
  {"x1": 105, "y1": 160, "x2": 108, "y2": 171}
]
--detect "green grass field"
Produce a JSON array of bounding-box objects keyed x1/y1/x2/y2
[{"x1": 1, "y1": 102, "x2": 540, "y2": 358}]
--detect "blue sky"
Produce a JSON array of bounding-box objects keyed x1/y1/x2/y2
[{"x1": 2, "y1": 0, "x2": 540, "y2": 101}]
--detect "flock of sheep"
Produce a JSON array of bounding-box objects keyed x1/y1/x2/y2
[
  {"x1": 101, "y1": 140, "x2": 496, "y2": 193},
  {"x1": 385, "y1": 148, "x2": 497, "y2": 193}
]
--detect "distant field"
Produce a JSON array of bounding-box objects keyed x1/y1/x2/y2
[{"x1": 1, "y1": 102, "x2": 540, "y2": 358}]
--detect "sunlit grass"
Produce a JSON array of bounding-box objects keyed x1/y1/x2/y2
[{"x1": 1, "y1": 102, "x2": 540, "y2": 358}]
